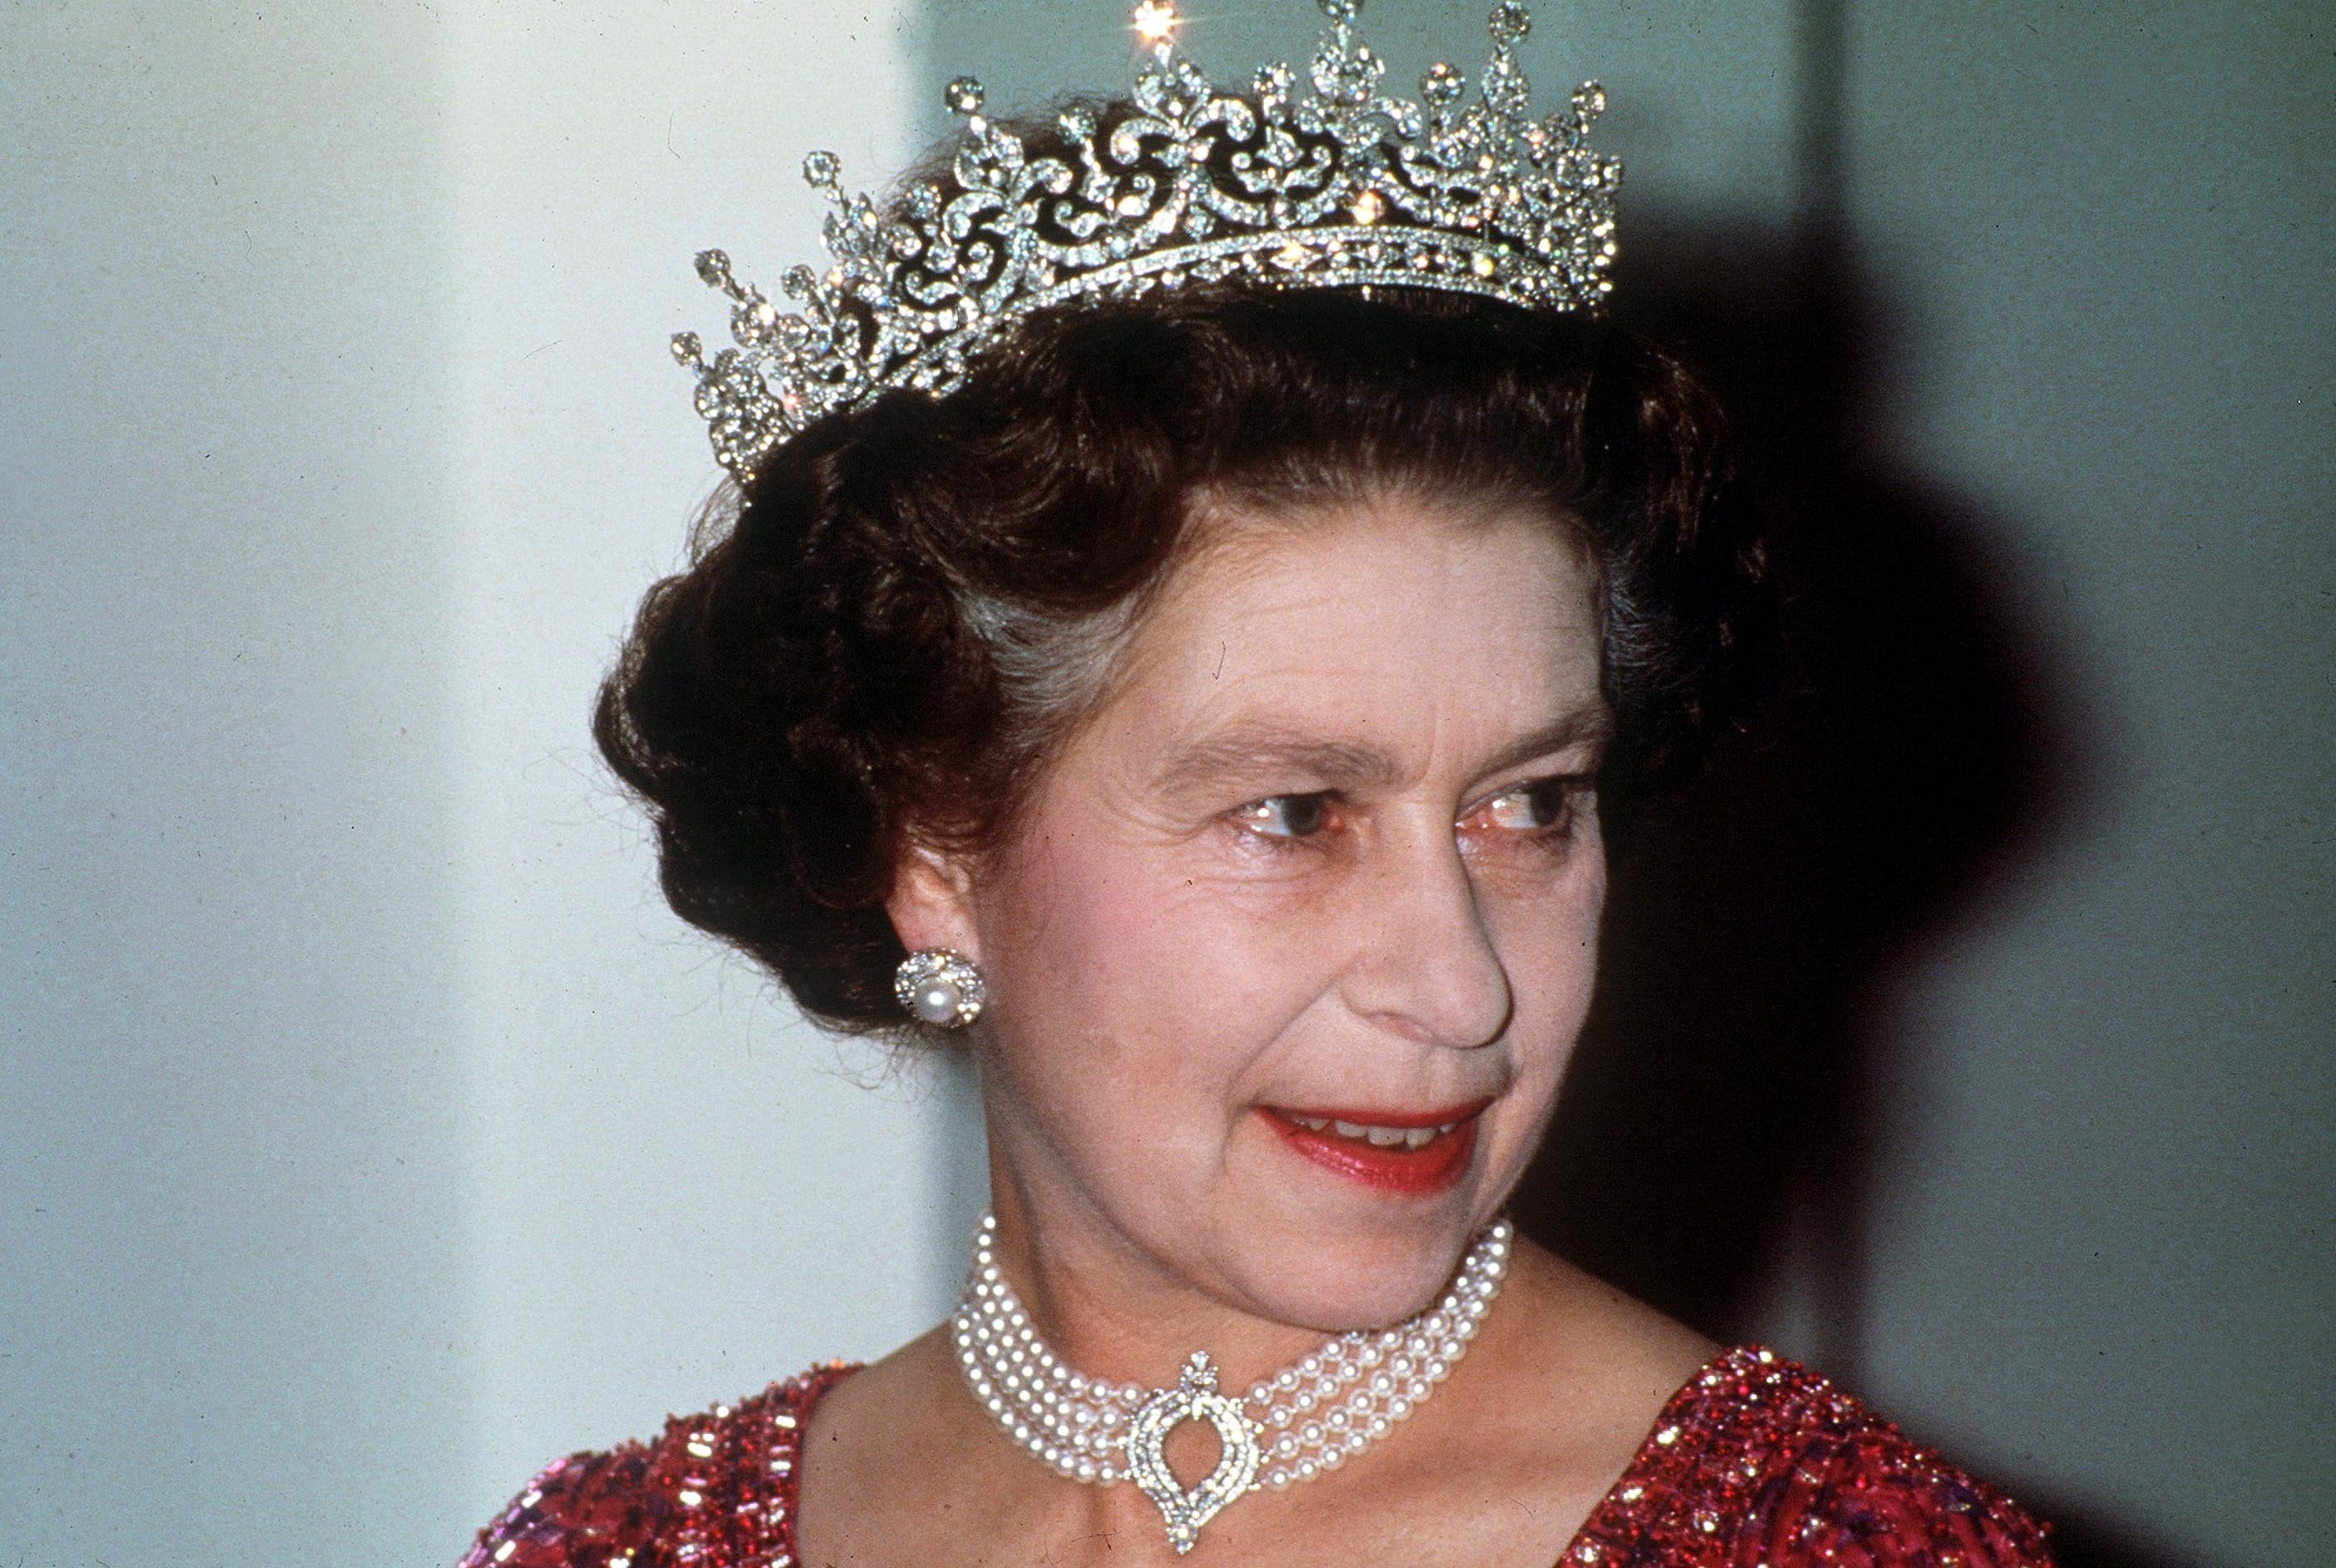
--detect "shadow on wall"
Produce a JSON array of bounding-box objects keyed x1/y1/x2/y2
[
  {"x1": 1508, "y1": 216, "x2": 2176, "y2": 1568},
  {"x1": 1510, "y1": 216, "x2": 2065, "y2": 1355}
]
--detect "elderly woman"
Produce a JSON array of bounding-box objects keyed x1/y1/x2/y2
[{"x1": 464, "y1": 4, "x2": 2054, "y2": 1564}]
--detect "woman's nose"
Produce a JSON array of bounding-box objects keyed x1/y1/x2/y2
[{"x1": 1337, "y1": 819, "x2": 1512, "y2": 1049}]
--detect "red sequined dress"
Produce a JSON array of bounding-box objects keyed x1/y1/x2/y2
[{"x1": 460, "y1": 1344, "x2": 2054, "y2": 1566}]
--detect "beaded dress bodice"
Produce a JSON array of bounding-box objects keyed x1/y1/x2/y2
[{"x1": 460, "y1": 1344, "x2": 2054, "y2": 1566}]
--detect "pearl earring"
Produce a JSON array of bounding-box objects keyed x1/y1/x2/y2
[{"x1": 894, "y1": 948, "x2": 986, "y2": 1029}]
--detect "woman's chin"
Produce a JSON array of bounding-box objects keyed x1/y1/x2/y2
[
  {"x1": 1213, "y1": 1204, "x2": 1495, "y2": 1335},
  {"x1": 1187, "y1": 1109, "x2": 1515, "y2": 1322}
]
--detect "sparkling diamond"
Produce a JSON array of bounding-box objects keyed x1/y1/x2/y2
[
  {"x1": 672, "y1": 0, "x2": 1619, "y2": 484},
  {"x1": 1133, "y1": 2, "x2": 1179, "y2": 45}
]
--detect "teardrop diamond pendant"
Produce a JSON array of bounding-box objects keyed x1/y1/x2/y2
[{"x1": 1123, "y1": 1353, "x2": 1263, "y2": 1553}]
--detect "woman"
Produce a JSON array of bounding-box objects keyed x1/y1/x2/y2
[{"x1": 465, "y1": 3, "x2": 2056, "y2": 1562}]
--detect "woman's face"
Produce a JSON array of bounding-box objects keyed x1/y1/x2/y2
[{"x1": 941, "y1": 490, "x2": 1609, "y2": 1333}]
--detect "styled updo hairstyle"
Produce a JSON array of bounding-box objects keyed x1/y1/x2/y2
[{"x1": 597, "y1": 265, "x2": 1765, "y2": 1037}]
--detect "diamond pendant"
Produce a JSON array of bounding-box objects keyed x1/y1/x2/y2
[{"x1": 1122, "y1": 1353, "x2": 1263, "y2": 1554}]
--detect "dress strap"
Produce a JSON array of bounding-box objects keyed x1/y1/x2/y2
[
  {"x1": 1553, "y1": 1344, "x2": 2055, "y2": 1566},
  {"x1": 458, "y1": 1361, "x2": 860, "y2": 1568}
]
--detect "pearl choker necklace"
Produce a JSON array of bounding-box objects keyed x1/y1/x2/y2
[{"x1": 950, "y1": 1211, "x2": 1513, "y2": 1553}]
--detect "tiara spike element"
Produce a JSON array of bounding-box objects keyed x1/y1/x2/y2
[
  {"x1": 945, "y1": 77, "x2": 986, "y2": 117},
  {"x1": 1133, "y1": 0, "x2": 1181, "y2": 51},
  {"x1": 679, "y1": 0, "x2": 1622, "y2": 480}
]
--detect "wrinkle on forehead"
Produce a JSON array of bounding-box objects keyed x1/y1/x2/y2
[
  {"x1": 1008, "y1": 485, "x2": 1598, "y2": 812},
  {"x1": 1072, "y1": 490, "x2": 1609, "y2": 811}
]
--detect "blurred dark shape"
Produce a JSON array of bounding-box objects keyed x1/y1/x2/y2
[
  {"x1": 1514, "y1": 206, "x2": 2077, "y2": 1357},
  {"x1": 1515, "y1": 5, "x2": 2180, "y2": 1563},
  {"x1": 2018, "y1": 1495, "x2": 2206, "y2": 1568},
  {"x1": 1513, "y1": 207, "x2": 2148, "y2": 1562}
]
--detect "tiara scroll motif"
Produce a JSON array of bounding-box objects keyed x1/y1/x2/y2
[{"x1": 672, "y1": 0, "x2": 1621, "y2": 480}]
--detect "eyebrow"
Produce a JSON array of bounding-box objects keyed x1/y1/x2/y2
[
  {"x1": 1152, "y1": 727, "x2": 1401, "y2": 795},
  {"x1": 1151, "y1": 706, "x2": 1614, "y2": 796},
  {"x1": 1475, "y1": 707, "x2": 1616, "y2": 779}
]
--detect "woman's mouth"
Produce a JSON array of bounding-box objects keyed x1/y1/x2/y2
[{"x1": 1256, "y1": 1102, "x2": 1490, "y2": 1196}]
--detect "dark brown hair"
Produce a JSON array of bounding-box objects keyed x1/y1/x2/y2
[{"x1": 594, "y1": 284, "x2": 1766, "y2": 1033}]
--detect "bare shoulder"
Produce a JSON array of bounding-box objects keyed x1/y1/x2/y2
[
  {"x1": 796, "y1": 1324, "x2": 1086, "y2": 1563},
  {"x1": 1488, "y1": 1239, "x2": 1722, "y2": 1448},
  {"x1": 796, "y1": 1321, "x2": 965, "y2": 1486},
  {"x1": 1288, "y1": 1239, "x2": 1726, "y2": 1566}
]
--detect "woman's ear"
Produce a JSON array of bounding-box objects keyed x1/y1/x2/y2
[{"x1": 885, "y1": 837, "x2": 982, "y2": 964}]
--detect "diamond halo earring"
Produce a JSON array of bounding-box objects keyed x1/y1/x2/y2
[{"x1": 895, "y1": 948, "x2": 986, "y2": 1030}]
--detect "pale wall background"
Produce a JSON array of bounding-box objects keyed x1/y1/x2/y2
[{"x1": 2, "y1": 2, "x2": 2328, "y2": 1566}]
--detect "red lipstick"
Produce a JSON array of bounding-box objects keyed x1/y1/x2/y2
[{"x1": 1255, "y1": 1100, "x2": 1490, "y2": 1197}]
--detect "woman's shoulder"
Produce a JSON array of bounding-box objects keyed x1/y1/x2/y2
[
  {"x1": 1572, "y1": 1343, "x2": 2056, "y2": 1567},
  {"x1": 459, "y1": 1362, "x2": 856, "y2": 1568}
]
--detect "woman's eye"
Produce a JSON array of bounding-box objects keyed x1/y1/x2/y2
[
  {"x1": 1231, "y1": 793, "x2": 1332, "y2": 839},
  {"x1": 1477, "y1": 778, "x2": 1579, "y2": 833}
]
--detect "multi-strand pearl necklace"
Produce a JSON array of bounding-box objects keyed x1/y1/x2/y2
[{"x1": 950, "y1": 1211, "x2": 1512, "y2": 1551}]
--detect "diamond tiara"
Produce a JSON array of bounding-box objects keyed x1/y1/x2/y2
[{"x1": 672, "y1": 0, "x2": 1621, "y2": 481}]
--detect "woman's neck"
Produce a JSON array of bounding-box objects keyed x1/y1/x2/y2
[{"x1": 977, "y1": 1169, "x2": 1476, "y2": 1400}]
